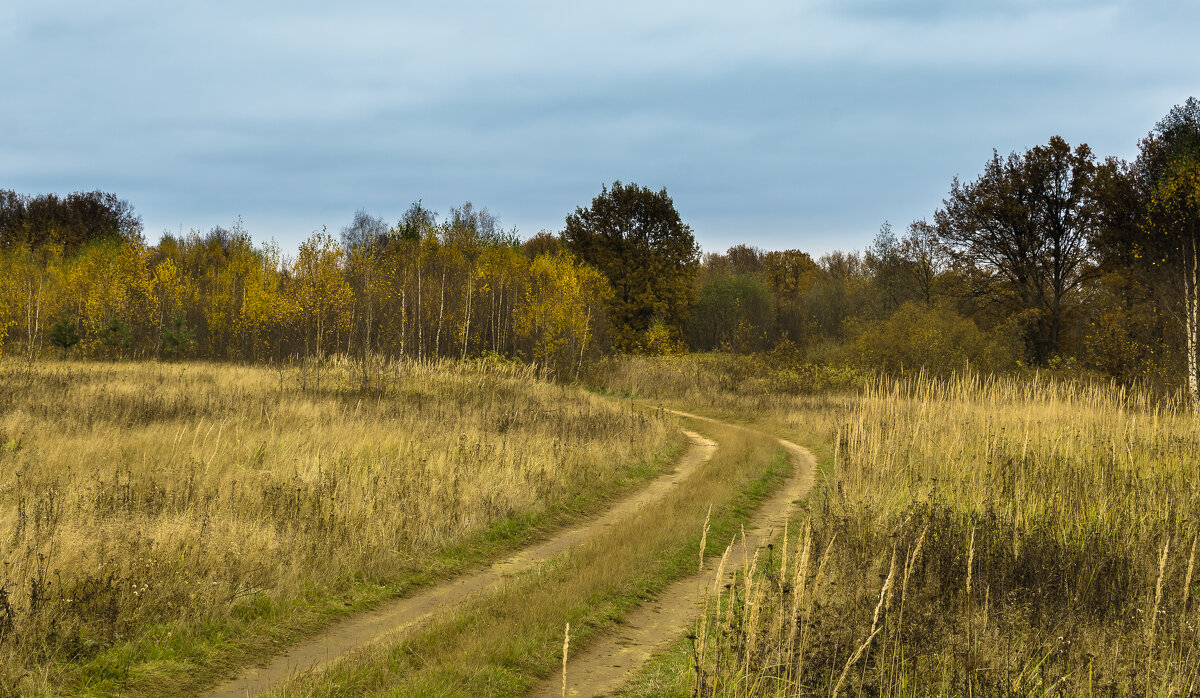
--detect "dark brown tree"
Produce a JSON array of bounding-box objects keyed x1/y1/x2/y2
[
  {"x1": 0, "y1": 190, "x2": 142, "y2": 252},
  {"x1": 933, "y1": 136, "x2": 1098, "y2": 365},
  {"x1": 521, "y1": 230, "x2": 560, "y2": 259}
]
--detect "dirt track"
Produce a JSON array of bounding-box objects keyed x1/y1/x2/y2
[
  {"x1": 528, "y1": 409, "x2": 816, "y2": 697},
  {"x1": 205, "y1": 430, "x2": 717, "y2": 698}
]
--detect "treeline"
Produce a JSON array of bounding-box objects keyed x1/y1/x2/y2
[
  {"x1": 686, "y1": 98, "x2": 1200, "y2": 396},
  {"x1": 1, "y1": 97, "x2": 1198, "y2": 396},
  {"x1": 0, "y1": 203, "x2": 609, "y2": 377}
]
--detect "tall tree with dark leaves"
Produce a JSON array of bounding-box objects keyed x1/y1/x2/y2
[
  {"x1": 562, "y1": 181, "x2": 699, "y2": 352},
  {"x1": 0, "y1": 190, "x2": 142, "y2": 252},
  {"x1": 933, "y1": 136, "x2": 1098, "y2": 365}
]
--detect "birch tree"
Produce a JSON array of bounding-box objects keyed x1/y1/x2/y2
[{"x1": 1139, "y1": 98, "x2": 1200, "y2": 406}]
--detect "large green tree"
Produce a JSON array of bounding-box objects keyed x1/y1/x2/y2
[
  {"x1": 0, "y1": 190, "x2": 142, "y2": 252},
  {"x1": 562, "y1": 181, "x2": 699, "y2": 351},
  {"x1": 687, "y1": 273, "x2": 775, "y2": 352}
]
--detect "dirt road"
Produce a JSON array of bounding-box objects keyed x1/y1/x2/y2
[
  {"x1": 528, "y1": 409, "x2": 816, "y2": 697},
  {"x1": 205, "y1": 430, "x2": 717, "y2": 698}
]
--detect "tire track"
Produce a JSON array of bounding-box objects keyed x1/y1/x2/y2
[
  {"x1": 529, "y1": 409, "x2": 816, "y2": 697},
  {"x1": 205, "y1": 430, "x2": 717, "y2": 698}
]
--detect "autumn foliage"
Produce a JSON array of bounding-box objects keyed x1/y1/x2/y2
[{"x1": 0, "y1": 208, "x2": 612, "y2": 378}]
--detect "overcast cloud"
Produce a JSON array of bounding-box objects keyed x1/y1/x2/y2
[{"x1": 2, "y1": 0, "x2": 1197, "y2": 254}]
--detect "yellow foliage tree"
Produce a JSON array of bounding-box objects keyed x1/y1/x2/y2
[
  {"x1": 0, "y1": 250, "x2": 16, "y2": 360},
  {"x1": 295, "y1": 229, "x2": 353, "y2": 361},
  {"x1": 1145, "y1": 159, "x2": 1200, "y2": 404},
  {"x1": 238, "y1": 241, "x2": 297, "y2": 362},
  {"x1": 68, "y1": 241, "x2": 158, "y2": 357},
  {"x1": 476, "y1": 244, "x2": 527, "y2": 355},
  {"x1": 515, "y1": 252, "x2": 611, "y2": 376}
]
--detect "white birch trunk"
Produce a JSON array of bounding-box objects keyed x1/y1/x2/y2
[
  {"x1": 461, "y1": 274, "x2": 473, "y2": 361},
  {"x1": 435, "y1": 268, "x2": 446, "y2": 358},
  {"x1": 1189, "y1": 232, "x2": 1199, "y2": 409}
]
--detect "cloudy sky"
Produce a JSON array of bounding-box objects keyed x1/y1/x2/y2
[{"x1": 2, "y1": 1, "x2": 1197, "y2": 255}]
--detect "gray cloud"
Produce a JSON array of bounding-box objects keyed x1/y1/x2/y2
[{"x1": 2, "y1": 1, "x2": 1197, "y2": 254}]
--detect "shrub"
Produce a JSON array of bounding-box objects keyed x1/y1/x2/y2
[{"x1": 853, "y1": 301, "x2": 1014, "y2": 374}]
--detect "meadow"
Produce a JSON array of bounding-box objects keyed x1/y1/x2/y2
[
  {"x1": 0, "y1": 357, "x2": 677, "y2": 696},
  {"x1": 5, "y1": 350, "x2": 1198, "y2": 696},
  {"x1": 600, "y1": 355, "x2": 1200, "y2": 695}
]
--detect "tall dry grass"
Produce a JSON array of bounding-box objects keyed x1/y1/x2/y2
[
  {"x1": 600, "y1": 356, "x2": 1200, "y2": 695},
  {"x1": 0, "y1": 356, "x2": 674, "y2": 694},
  {"x1": 261, "y1": 420, "x2": 788, "y2": 697}
]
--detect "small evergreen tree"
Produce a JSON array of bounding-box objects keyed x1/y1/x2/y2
[
  {"x1": 49, "y1": 314, "x2": 81, "y2": 358},
  {"x1": 99, "y1": 317, "x2": 132, "y2": 359},
  {"x1": 162, "y1": 313, "x2": 195, "y2": 359}
]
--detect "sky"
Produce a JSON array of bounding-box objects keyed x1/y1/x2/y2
[{"x1": 2, "y1": 1, "x2": 1198, "y2": 256}]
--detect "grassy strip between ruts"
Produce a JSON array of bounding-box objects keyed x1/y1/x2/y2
[
  {"x1": 615, "y1": 419, "x2": 836, "y2": 698},
  {"x1": 60, "y1": 438, "x2": 686, "y2": 698},
  {"x1": 261, "y1": 417, "x2": 790, "y2": 697}
]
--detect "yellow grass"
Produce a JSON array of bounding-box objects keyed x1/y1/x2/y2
[
  {"x1": 600, "y1": 356, "x2": 1200, "y2": 695},
  {"x1": 0, "y1": 357, "x2": 676, "y2": 695},
  {"x1": 263, "y1": 420, "x2": 787, "y2": 697}
]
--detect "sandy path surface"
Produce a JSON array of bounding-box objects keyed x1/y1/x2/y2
[
  {"x1": 205, "y1": 430, "x2": 717, "y2": 698},
  {"x1": 529, "y1": 409, "x2": 816, "y2": 698}
]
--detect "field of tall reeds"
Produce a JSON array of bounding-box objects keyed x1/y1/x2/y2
[
  {"x1": 0, "y1": 357, "x2": 676, "y2": 696},
  {"x1": 600, "y1": 355, "x2": 1200, "y2": 695}
]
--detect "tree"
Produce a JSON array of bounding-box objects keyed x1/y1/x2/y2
[
  {"x1": 562, "y1": 181, "x2": 699, "y2": 351},
  {"x1": 514, "y1": 252, "x2": 612, "y2": 376},
  {"x1": 341, "y1": 209, "x2": 390, "y2": 252},
  {"x1": 49, "y1": 314, "x2": 81, "y2": 358},
  {"x1": 933, "y1": 136, "x2": 1098, "y2": 365},
  {"x1": 1137, "y1": 97, "x2": 1200, "y2": 404},
  {"x1": 762, "y1": 249, "x2": 820, "y2": 299},
  {"x1": 897, "y1": 220, "x2": 948, "y2": 305},
  {"x1": 0, "y1": 250, "x2": 15, "y2": 360},
  {"x1": 521, "y1": 231, "x2": 560, "y2": 259},
  {"x1": 162, "y1": 312, "x2": 195, "y2": 359},
  {"x1": 98, "y1": 317, "x2": 132, "y2": 358},
  {"x1": 0, "y1": 190, "x2": 142, "y2": 252},
  {"x1": 236, "y1": 241, "x2": 295, "y2": 363},
  {"x1": 294, "y1": 229, "x2": 353, "y2": 364},
  {"x1": 687, "y1": 274, "x2": 776, "y2": 352},
  {"x1": 864, "y1": 222, "x2": 906, "y2": 314},
  {"x1": 342, "y1": 210, "x2": 388, "y2": 381}
]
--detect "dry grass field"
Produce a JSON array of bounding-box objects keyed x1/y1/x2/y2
[
  {"x1": 8, "y1": 351, "x2": 1196, "y2": 696},
  {"x1": 0, "y1": 357, "x2": 678, "y2": 696},
  {"x1": 261, "y1": 416, "x2": 789, "y2": 697},
  {"x1": 600, "y1": 356, "x2": 1200, "y2": 696}
]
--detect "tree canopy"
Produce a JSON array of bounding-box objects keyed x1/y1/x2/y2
[
  {"x1": 6, "y1": 97, "x2": 1200, "y2": 396},
  {"x1": 0, "y1": 190, "x2": 142, "y2": 252},
  {"x1": 933, "y1": 136, "x2": 1097, "y2": 365},
  {"x1": 562, "y1": 181, "x2": 699, "y2": 352}
]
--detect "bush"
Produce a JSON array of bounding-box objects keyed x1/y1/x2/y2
[{"x1": 853, "y1": 301, "x2": 1014, "y2": 374}]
